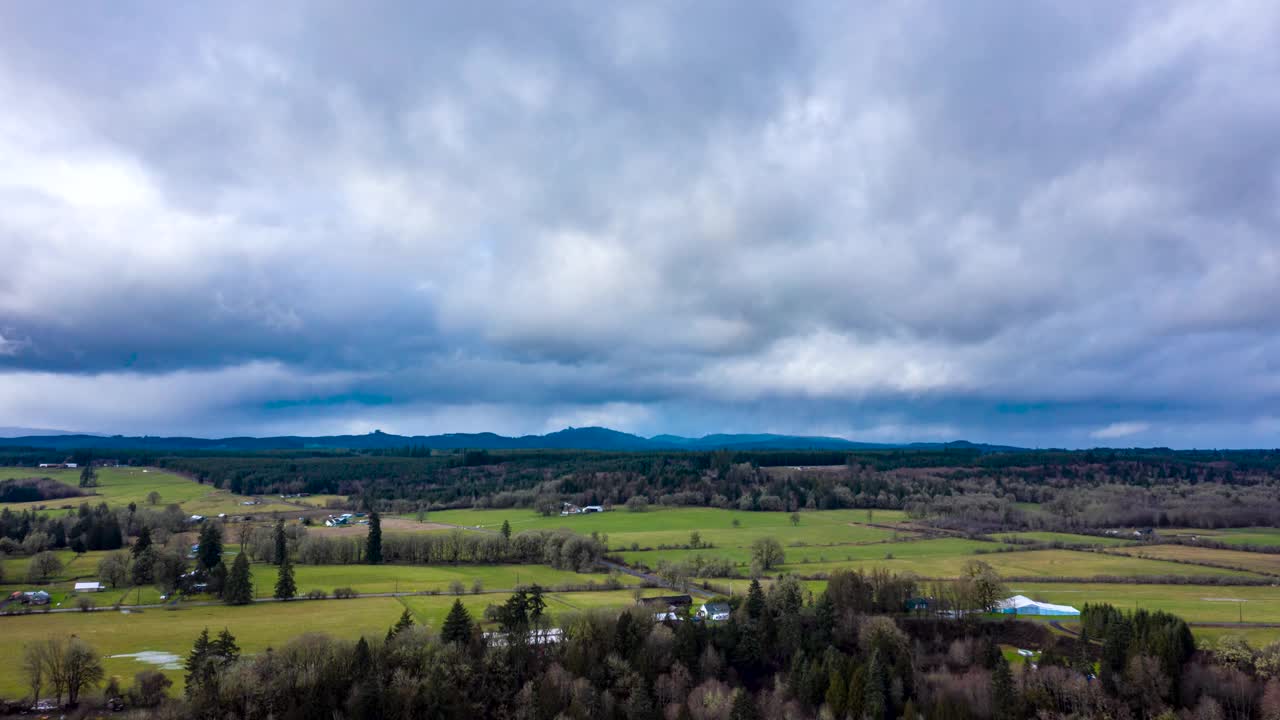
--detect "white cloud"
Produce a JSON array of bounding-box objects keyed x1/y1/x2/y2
[{"x1": 1090, "y1": 421, "x2": 1152, "y2": 439}]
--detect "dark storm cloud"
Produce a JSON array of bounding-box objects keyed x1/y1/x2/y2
[{"x1": 1, "y1": 1, "x2": 1279, "y2": 446}]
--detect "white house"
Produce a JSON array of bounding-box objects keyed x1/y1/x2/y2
[
  {"x1": 997, "y1": 595, "x2": 1080, "y2": 617},
  {"x1": 697, "y1": 602, "x2": 731, "y2": 621},
  {"x1": 74, "y1": 581, "x2": 103, "y2": 593}
]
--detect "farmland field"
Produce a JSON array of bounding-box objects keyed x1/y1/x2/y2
[
  {"x1": 247, "y1": 561, "x2": 641, "y2": 597},
  {"x1": 0, "y1": 466, "x2": 298, "y2": 516},
  {"x1": 1160, "y1": 527, "x2": 1280, "y2": 548},
  {"x1": 1004, "y1": 582, "x2": 1280, "y2": 624},
  {"x1": 1110, "y1": 545, "x2": 1280, "y2": 576},
  {"x1": 425, "y1": 507, "x2": 913, "y2": 551},
  {"x1": 747, "y1": 543, "x2": 1264, "y2": 576},
  {"x1": 991, "y1": 531, "x2": 1134, "y2": 547},
  {"x1": 618, "y1": 537, "x2": 1007, "y2": 571},
  {"x1": 0, "y1": 588, "x2": 671, "y2": 697}
]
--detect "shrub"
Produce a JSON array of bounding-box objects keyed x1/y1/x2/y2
[
  {"x1": 77, "y1": 596, "x2": 95, "y2": 612},
  {"x1": 333, "y1": 587, "x2": 358, "y2": 599},
  {"x1": 306, "y1": 589, "x2": 328, "y2": 600}
]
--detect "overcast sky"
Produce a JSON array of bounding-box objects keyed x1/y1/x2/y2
[{"x1": 2, "y1": 2, "x2": 1279, "y2": 447}]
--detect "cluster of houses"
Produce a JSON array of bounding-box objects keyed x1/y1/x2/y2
[
  {"x1": 639, "y1": 595, "x2": 732, "y2": 622},
  {"x1": 560, "y1": 502, "x2": 606, "y2": 516}
]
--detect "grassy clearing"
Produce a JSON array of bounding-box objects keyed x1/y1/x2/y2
[
  {"x1": 0, "y1": 587, "x2": 663, "y2": 697},
  {"x1": 0, "y1": 597, "x2": 409, "y2": 697},
  {"x1": 1193, "y1": 627, "x2": 1280, "y2": 649},
  {"x1": 1110, "y1": 545, "x2": 1280, "y2": 576},
  {"x1": 426, "y1": 507, "x2": 912, "y2": 551},
  {"x1": 992, "y1": 531, "x2": 1134, "y2": 547},
  {"x1": 1160, "y1": 527, "x2": 1280, "y2": 548},
  {"x1": 0, "y1": 466, "x2": 298, "y2": 517},
  {"x1": 248, "y1": 562, "x2": 641, "y2": 598},
  {"x1": 693, "y1": 545, "x2": 1266, "y2": 579},
  {"x1": 619, "y1": 537, "x2": 1008, "y2": 571},
  {"x1": 1005, "y1": 582, "x2": 1280, "y2": 624}
]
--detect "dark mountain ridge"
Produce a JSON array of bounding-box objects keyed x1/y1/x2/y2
[{"x1": 0, "y1": 426, "x2": 1026, "y2": 453}]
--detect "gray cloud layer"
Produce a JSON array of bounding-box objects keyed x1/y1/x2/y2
[{"x1": 2, "y1": 1, "x2": 1279, "y2": 446}]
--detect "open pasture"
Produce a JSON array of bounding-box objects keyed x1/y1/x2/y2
[
  {"x1": 992, "y1": 531, "x2": 1134, "y2": 547},
  {"x1": 0, "y1": 587, "x2": 668, "y2": 697},
  {"x1": 0, "y1": 466, "x2": 297, "y2": 516},
  {"x1": 1110, "y1": 545, "x2": 1280, "y2": 576},
  {"x1": 1160, "y1": 527, "x2": 1280, "y2": 548},
  {"x1": 1005, "y1": 582, "x2": 1280, "y2": 624},
  {"x1": 247, "y1": 562, "x2": 642, "y2": 598},
  {"x1": 619, "y1": 537, "x2": 1009, "y2": 572},
  {"x1": 712, "y1": 545, "x2": 1267, "y2": 580},
  {"x1": 427, "y1": 507, "x2": 912, "y2": 551},
  {"x1": 0, "y1": 597, "x2": 410, "y2": 697}
]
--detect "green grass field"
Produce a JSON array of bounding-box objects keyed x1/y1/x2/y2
[
  {"x1": 1160, "y1": 527, "x2": 1280, "y2": 548},
  {"x1": 704, "y1": 545, "x2": 1267, "y2": 580},
  {"x1": 0, "y1": 466, "x2": 298, "y2": 516},
  {"x1": 1111, "y1": 545, "x2": 1280, "y2": 576},
  {"x1": 1193, "y1": 627, "x2": 1280, "y2": 649},
  {"x1": 425, "y1": 507, "x2": 912, "y2": 552},
  {"x1": 619, "y1": 537, "x2": 1008, "y2": 571},
  {"x1": 247, "y1": 562, "x2": 641, "y2": 597},
  {"x1": 0, "y1": 588, "x2": 668, "y2": 698},
  {"x1": 1006, "y1": 582, "x2": 1280, "y2": 624},
  {"x1": 992, "y1": 531, "x2": 1135, "y2": 547}
]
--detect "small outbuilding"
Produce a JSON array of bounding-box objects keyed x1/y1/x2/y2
[
  {"x1": 997, "y1": 595, "x2": 1080, "y2": 617},
  {"x1": 74, "y1": 581, "x2": 104, "y2": 593}
]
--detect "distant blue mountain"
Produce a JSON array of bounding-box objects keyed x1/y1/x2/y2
[{"x1": 0, "y1": 426, "x2": 1026, "y2": 453}]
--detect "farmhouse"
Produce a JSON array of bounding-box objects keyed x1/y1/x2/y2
[
  {"x1": 997, "y1": 595, "x2": 1080, "y2": 617},
  {"x1": 641, "y1": 594, "x2": 693, "y2": 621},
  {"x1": 74, "y1": 581, "x2": 104, "y2": 592},
  {"x1": 697, "y1": 602, "x2": 731, "y2": 622}
]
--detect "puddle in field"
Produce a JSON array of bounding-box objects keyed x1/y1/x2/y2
[
  {"x1": 1201, "y1": 597, "x2": 1246, "y2": 602},
  {"x1": 108, "y1": 651, "x2": 183, "y2": 669}
]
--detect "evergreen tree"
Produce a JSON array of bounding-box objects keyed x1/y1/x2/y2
[
  {"x1": 197, "y1": 522, "x2": 224, "y2": 571},
  {"x1": 131, "y1": 526, "x2": 152, "y2": 558},
  {"x1": 274, "y1": 553, "x2": 296, "y2": 600},
  {"x1": 501, "y1": 519, "x2": 512, "y2": 541},
  {"x1": 223, "y1": 552, "x2": 253, "y2": 605},
  {"x1": 991, "y1": 655, "x2": 1017, "y2": 720},
  {"x1": 184, "y1": 628, "x2": 213, "y2": 699},
  {"x1": 730, "y1": 689, "x2": 760, "y2": 720},
  {"x1": 825, "y1": 670, "x2": 848, "y2": 718},
  {"x1": 351, "y1": 637, "x2": 382, "y2": 720},
  {"x1": 273, "y1": 519, "x2": 287, "y2": 565},
  {"x1": 863, "y1": 649, "x2": 888, "y2": 720},
  {"x1": 389, "y1": 608, "x2": 415, "y2": 638},
  {"x1": 214, "y1": 628, "x2": 240, "y2": 664},
  {"x1": 442, "y1": 599, "x2": 473, "y2": 645},
  {"x1": 131, "y1": 546, "x2": 155, "y2": 586},
  {"x1": 366, "y1": 511, "x2": 382, "y2": 564},
  {"x1": 79, "y1": 464, "x2": 98, "y2": 488},
  {"x1": 626, "y1": 685, "x2": 657, "y2": 720},
  {"x1": 746, "y1": 579, "x2": 766, "y2": 620}
]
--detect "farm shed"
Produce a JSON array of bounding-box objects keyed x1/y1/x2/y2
[{"x1": 997, "y1": 594, "x2": 1080, "y2": 616}]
